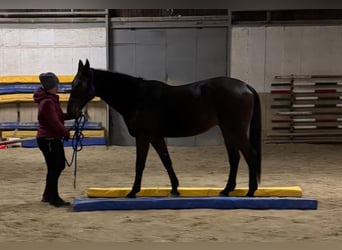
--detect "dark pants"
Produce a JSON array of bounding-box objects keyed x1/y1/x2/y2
[{"x1": 37, "y1": 138, "x2": 66, "y2": 202}]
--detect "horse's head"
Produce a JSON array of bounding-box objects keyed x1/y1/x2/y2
[{"x1": 67, "y1": 59, "x2": 95, "y2": 119}]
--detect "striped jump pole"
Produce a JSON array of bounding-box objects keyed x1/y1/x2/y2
[
  {"x1": 272, "y1": 125, "x2": 342, "y2": 130},
  {"x1": 293, "y1": 125, "x2": 342, "y2": 129},
  {"x1": 293, "y1": 103, "x2": 342, "y2": 108},
  {"x1": 274, "y1": 96, "x2": 342, "y2": 101},
  {"x1": 293, "y1": 81, "x2": 342, "y2": 87},
  {"x1": 274, "y1": 74, "x2": 342, "y2": 79},
  {"x1": 295, "y1": 96, "x2": 342, "y2": 101},
  {"x1": 271, "y1": 81, "x2": 342, "y2": 87},
  {"x1": 272, "y1": 118, "x2": 342, "y2": 123},
  {"x1": 271, "y1": 103, "x2": 342, "y2": 109},
  {"x1": 276, "y1": 111, "x2": 342, "y2": 116},
  {"x1": 294, "y1": 89, "x2": 341, "y2": 94},
  {"x1": 271, "y1": 89, "x2": 342, "y2": 94}
]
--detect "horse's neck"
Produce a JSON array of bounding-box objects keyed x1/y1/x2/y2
[{"x1": 93, "y1": 70, "x2": 141, "y2": 115}]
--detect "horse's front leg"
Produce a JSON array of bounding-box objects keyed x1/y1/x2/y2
[
  {"x1": 126, "y1": 137, "x2": 150, "y2": 198},
  {"x1": 151, "y1": 137, "x2": 179, "y2": 197}
]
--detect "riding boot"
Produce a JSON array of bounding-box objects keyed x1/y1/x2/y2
[
  {"x1": 42, "y1": 169, "x2": 70, "y2": 206},
  {"x1": 48, "y1": 169, "x2": 70, "y2": 207},
  {"x1": 41, "y1": 176, "x2": 53, "y2": 202},
  {"x1": 41, "y1": 171, "x2": 59, "y2": 202}
]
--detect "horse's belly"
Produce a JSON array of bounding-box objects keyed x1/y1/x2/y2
[
  {"x1": 164, "y1": 127, "x2": 215, "y2": 138},
  {"x1": 161, "y1": 113, "x2": 217, "y2": 137}
]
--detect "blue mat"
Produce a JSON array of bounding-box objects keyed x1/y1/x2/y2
[
  {"x1": 73, "y1": 197, "x2": 318, "y2": 211},
  {"x1": 21, "y1": 137, "x2": 106, "y2": 148},
  {"x1": 0, "y1": 84, "x2": 71, "y2": 94},
  {"x1": 0, "y1": 121, "x2": 103, "y2": 130}
]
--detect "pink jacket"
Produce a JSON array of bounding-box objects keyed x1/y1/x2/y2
[{"x1": 33, "y1": 87, "x2": 69, "y2": 139}]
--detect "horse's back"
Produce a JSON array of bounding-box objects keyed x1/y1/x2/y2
[
  {"x1": 142, "y1": 76, "x2": 255, "y2": 137},
  {"x1": 151, "y1": 76, "x2": 255, "y2": 117},
  {"x1": 149, "y1": 76, "x2": 252, "y2": 98},
  {"x1": 191, "y1": 77, "x2": 254, "y2": 109},
  {"x1": 202, "y1": 76, "x2": 252, "y2": 95}
]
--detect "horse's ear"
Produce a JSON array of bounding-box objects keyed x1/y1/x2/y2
[
  {"x1": 85, "y1": 59, "x2": 90, "y2": 69},
  {"x1": 78, "y1": 60, "x2": 84, "y2": 70}
]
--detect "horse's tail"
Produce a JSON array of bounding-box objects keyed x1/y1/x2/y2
[{"x1": 247, "y1": 84, "x2": 262, "y2": 183}]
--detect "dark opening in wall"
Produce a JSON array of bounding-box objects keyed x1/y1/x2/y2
[
  {"x1": 109, "y1": 9, "x2": 228, "y2": 18},
  {"x1": 232, "y1": 9, "x2": 342, "y2": 24}
]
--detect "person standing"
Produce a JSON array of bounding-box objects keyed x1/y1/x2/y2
[{"x1": 33, "y1": 72, "x2": 71, "y2": 207}]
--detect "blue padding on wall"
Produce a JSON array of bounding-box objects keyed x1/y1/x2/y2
[
  {"x1": 0, "y1": 121, "x2": 103, "y2": 130},
  {"x1": 65, "y1": 121, "x2": 103, "y2": 130},
  {"x1": 0, "y1": 122, "x2": 37, "y2": 130},
  {"x1": 21, "y1": 137, "x2": 106, "y2": 148},
  {"x1": 0, "y1": 84, "x2": 71, "y2": 94},
  {"x1": 73, "y1": 197, "x2": 318, "y2": 211}
]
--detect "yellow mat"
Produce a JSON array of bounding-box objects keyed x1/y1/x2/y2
[
  {"x1": 1, "y1": 130, "x2": 105, "y2": 138},
  {"x1": 0, "y1": 75, "x2": 74, "y2": 83},
  {"x1": 87, "y1": 186, "x2": 303, "y2": 198},
  {"x1": 0, "y1": 93, "x2": 101, "y2": 103}
]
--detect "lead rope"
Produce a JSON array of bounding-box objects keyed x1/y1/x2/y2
[{"x1": 65, "y1": 113, "x2": 86, "y2": 189}]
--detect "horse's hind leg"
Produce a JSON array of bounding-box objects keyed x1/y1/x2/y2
[
  {"x1": 151, "y1": 137, "x2": 179, "y2": 196},
  {"x1": 220, "y1": 129, "x2": 258, "y2": 197},
  {"x1": 220, "y1": 138, "x2": 240, "y2": 196},
  {"x1": 238, "y1": 137, "x2": 258, "y2": 197}
]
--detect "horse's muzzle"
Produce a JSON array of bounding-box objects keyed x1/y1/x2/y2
[{"x1": 67, "y1": 104, "x2": 79, "y2": 119}]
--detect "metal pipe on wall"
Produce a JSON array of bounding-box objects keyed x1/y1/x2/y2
[
  {"x1": 0, "y1": 10, "x2": 107, "y2": 17},
  {"x1": 105, "y1": 9, "x2": 111, "y2": 146},
  {"x1": 226, "y1": 9, "x2": 232, "y2": 77}
]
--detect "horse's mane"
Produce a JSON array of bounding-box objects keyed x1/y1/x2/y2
[{"x1": 92, "y1": 68, "x2": 144, "y2": 85}]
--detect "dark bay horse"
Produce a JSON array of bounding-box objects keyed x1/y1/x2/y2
[{"x1": 67, "y1": 59, "x2": 262, "y2": 197}]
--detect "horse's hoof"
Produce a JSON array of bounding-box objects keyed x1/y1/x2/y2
[
  {"x1": 168, "y1": 191, "x2": 180, "y2": 197},
  {"x1": 126, "y1": 193, "x2": 136, "y2": 198},
  {"x1": 246, "y1": 191, "x2": 255, "y2": 197},
  {"x1": 219, "y1": 190, "x2": 230, "y2": 196}
]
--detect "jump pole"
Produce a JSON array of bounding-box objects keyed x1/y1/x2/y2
[
  {"x1": 0, "y1": 137, "x2": 35, "y2": 146},
  {"x1": 86, "y1": 186, "x2": 303, "y2": 198}
]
